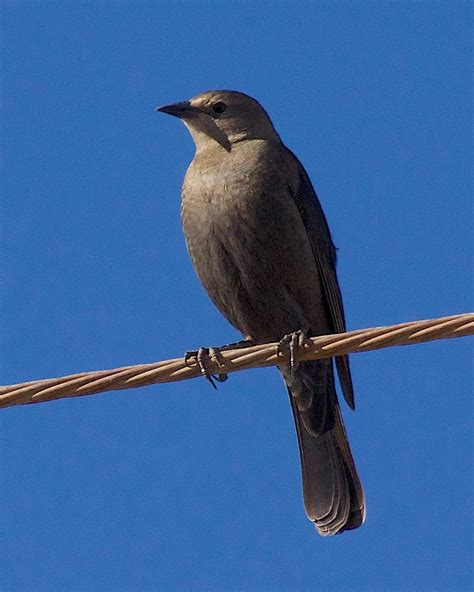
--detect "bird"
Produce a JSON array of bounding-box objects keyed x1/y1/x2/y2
[{"x1": 157, "y1": 90, "x2": 365, "y2": 535}]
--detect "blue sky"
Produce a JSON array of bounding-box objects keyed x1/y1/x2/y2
[{"x1": 1, "y1": 2, "x2": 472, "y2": 591}]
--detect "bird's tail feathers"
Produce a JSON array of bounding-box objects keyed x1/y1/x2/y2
[{"x1": 281, "y1": 360, "x2": 365, "y2": 535}]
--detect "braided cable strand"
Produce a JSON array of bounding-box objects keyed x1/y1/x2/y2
[{"x1": 1, "y1": 313, "x2": 472, "y2": 409}]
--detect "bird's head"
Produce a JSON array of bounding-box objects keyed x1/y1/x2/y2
[{"x1": 157, "y1": 90, "x2": 279, "y2": 153}]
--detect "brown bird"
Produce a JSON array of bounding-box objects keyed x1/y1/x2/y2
[{"x1": 157, "y1": 90, "x2": 365, "y2": 535}]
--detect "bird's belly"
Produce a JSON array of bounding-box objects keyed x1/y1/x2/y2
[{"x1": 181, "y1": 181, "x2": 326, "y2": 342}]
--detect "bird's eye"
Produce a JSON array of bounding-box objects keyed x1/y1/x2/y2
[{"x1": 212, "y1": 101, "x2": 227, "y2": 114}]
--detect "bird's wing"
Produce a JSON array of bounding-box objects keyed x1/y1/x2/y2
[{"x1": 286, "y1": 149, "x2": 355, "y2": 409}]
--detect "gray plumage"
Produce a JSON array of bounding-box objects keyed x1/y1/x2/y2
[{"x1": 157, "y1": 90, "x2": 365, "y2": 535}]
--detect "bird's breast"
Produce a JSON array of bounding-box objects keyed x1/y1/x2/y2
[
  {"x1": 178, "y1": 142, "x2": 321, "y2": 340},
  {"x1": 182, "y1": 155, "x2": 261, "y2": 234}
]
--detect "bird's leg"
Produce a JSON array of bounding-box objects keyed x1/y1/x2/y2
[
  {"x1": 277, "y1": 330, "x2": 312, "y2": 373},
  {"x1": 184, "y1": 339, "x2": 256, "y2": 389}
]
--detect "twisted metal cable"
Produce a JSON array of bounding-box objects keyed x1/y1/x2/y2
[{"x1": 1, "y1": 313, "x2": 472, "y2": 409}]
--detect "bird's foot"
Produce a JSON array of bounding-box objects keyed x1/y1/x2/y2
[
  {"x1": 184, "y1": 347, "x2": 228, "y2": 390},
  {"x1": 277, "y1": 330, "x2": 312, "y2": 373},
  {"x1": 184, "y1": 339, "x2": 255, "y2": 390}
]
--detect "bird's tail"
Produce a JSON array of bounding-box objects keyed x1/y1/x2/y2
[{"x1": 280, "y1": 360, "x2": 365, "y2": 535}]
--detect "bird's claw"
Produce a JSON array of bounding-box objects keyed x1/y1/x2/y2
[
  {"x1": 277, "y1": 330, "x2": 312, "y2": 373},
  {"x1": 184, "y1": 347, "x2": 228, "y2": 389}
]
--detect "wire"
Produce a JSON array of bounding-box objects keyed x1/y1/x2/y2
[{"x1": 1, "y1": 313, "x2": 472, "y2": 409}]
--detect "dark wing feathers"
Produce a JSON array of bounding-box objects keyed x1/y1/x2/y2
[{"x1": 287, "y1": 149, "x2": 355, "y2": 409}]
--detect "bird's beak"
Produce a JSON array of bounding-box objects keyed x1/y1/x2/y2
[
  {"x1": 156, "y1": 101, "x2": 195, "y2": 118},
  {"x1": 157, "y1": 98, "x2": 231, "y2": 153}
]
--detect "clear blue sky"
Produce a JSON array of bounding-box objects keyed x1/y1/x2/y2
[{"x1": 2, "y1": 2, "x2": 472, "y2": 591}]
